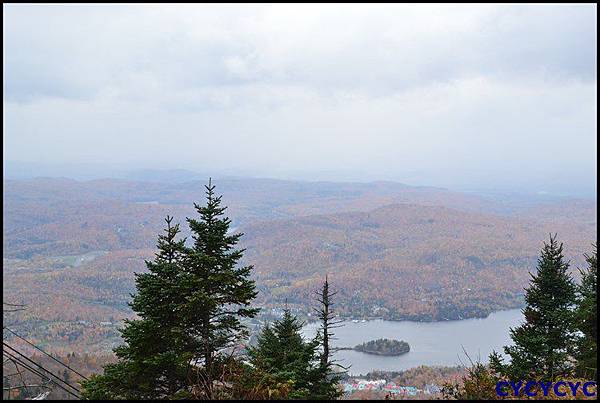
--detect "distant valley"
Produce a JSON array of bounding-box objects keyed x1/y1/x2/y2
[{"x1": 3, "y1": 176, "x2": 596, "y2": 353}]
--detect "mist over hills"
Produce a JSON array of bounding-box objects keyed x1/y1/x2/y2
[
  {"x1": 3, "y1": 175, "x2": 596, "y2": 344},
  {"x1": 5, "y1": 160, "x2": 597, "y2": 198},
  {"x1": 5, "y1": 174, "x2": 595, "y2": 260}
]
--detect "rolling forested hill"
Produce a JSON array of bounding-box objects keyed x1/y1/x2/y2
[
  {"x1": 241, "y1": 202, "x2": 595, "y2": 321},
  {"x1": 3, "y1": 177, "x2": 597, "y2": 352}
]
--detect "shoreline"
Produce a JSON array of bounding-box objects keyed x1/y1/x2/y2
[{"x1": 301, "y1": 305, "x2": 525, "y2": 326}]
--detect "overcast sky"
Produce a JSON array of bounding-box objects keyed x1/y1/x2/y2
[{"x1": 3, "y1": 4, "x2": 597, "y2": 194}]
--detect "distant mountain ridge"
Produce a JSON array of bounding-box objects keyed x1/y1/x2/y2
[
  {"x1": 2, "y1": 176, "x2": 596, "y2": 353},
  {"x1": 4, "y1": 177, "x2": 595, "y2": 258}
]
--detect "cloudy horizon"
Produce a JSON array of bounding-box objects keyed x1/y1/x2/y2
[{"x1": 3, "y1": 4, "x2": 597, "y2": 195}]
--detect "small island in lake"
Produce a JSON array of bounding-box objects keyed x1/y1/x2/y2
[{"x1": 354, "y1": 338, "x2": 410, "y2": 356}]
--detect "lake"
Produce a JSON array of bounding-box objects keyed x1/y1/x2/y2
[{"x1": 302, "y1": 308, "x2": 523, "y2": 375}]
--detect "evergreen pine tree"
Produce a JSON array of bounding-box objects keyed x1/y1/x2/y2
[
  {"x1": 247, "y1": 309, "x2": 322, "y2": 399},
  {"x1": 82, "y1": 182, "x2": 259, "y2": 399},
  {"x1": 181, "y1": 179, "x2": 259, "y2": 398},
  {"x1": 81, "y1": 216, "x2": 191, "y2": 399},
  {"x1": 574, "y1": 244, "x2": 597, "y2": 380},
  {"x1": 490, "y1": 234, "x2": 577, "y2": 381}
]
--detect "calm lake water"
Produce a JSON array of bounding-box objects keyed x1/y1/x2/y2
[{"x1": 302, "y1": 308, "x2": 523, "y2": 375}]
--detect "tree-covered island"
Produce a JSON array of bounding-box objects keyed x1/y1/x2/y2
[{"x1": 354, "y1": 338, "x2": 410, "y2": 356}]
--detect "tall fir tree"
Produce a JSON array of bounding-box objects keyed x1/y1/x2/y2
[
  {"x1": 574, "y1": 244, "x2": 597, "y2": 380},
  {"x1": 82, "y1": 181, "x2": 259, "y2": 399},
  {"x1": 247, "y1": 309, "x2": 322, "y2": 399},
  {"x1": 81, "y1": 216, "x2": 191, "y2": 399},
  {"x1": 490, "y1": 234, "x2": 577, "y2": 381},
  {"x1": 181, "y1": 179, "x2": 259, "y2": 398},
  {"x1": 313, "y1": 275, "x2": 345, "y2": 399}
]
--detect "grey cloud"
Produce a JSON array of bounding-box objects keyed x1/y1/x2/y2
[
  {"x1": 2, "y1": 4, "x2": 597, "y2": 195},
  {"x1": 4, "y1": 4, "x2": 596, "y2": 101}
]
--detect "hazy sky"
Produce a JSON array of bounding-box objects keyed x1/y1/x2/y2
[{"x1": 3, "y1": 4, "x2": 597, "y2": 194}]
